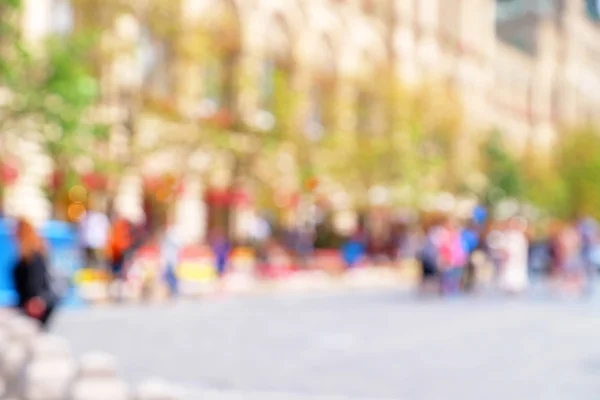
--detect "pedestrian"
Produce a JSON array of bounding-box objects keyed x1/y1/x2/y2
[
  {"x1": 461, "y1": 221, "x2": 480, "y2": 293},
  {"x1": 498, "y1": 218, "x2": 529, "y2": 294},
  {"x1": 342, "y1": 230, "x2": 365, "y2": 270},
  {"x1": 438, "y1": 217, "x2": 467, "y2": 296},
  {"x1": 558, "y1": 223, "x2": 585, "y2": 295},
  {"x1": 160, "y1": 222, "x2": 180, "y2": 298},
  {"x1": 78, "y1": 206, "x2": 110, "y2": 270},
  {"x1": 12, "y1": 218, "x2": 59, "y2": 329},
  {"x1": 577, "y1": 217, "x2": 597, "y2": 296},
  {"x1": 548, "y1": 220, "x2": 565, "y2": 284},
  {"x1": 418, "y1": 223, "x2": 442, "y2": 295},
  {"x1": 106, "y1": 217, "x2": 133, "y2": 301},
  {"x1": 209, "y1": 228, "x2": 231, "y2": 277}
]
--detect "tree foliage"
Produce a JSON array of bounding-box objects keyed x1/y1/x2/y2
[
  {"x1": 482, "y1": 130, "x2": 525, "y2": 205},
  {"x1": 480, "y1": 125, "x2": 600, "y2": 220},
  {"x1": 4, "y1": 0, "x2": 595, "y2": 226},
  {"x1": 318, "y1": 74, "x2": 466, "y2": 208},
  {"x1": 553, "y1": 125, "x2": 600, "y2": 219},
  {"x1": 0, "y1": 0, "x2": 107, "y2": 213}
]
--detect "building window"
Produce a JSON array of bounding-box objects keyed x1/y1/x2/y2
[
  {"x1": 587, "y1": 0, "x2": 600, "y2": 21},
  {"x1": 203, "y1": 58, "x2": 224, "y2": 109},
  {"x1": 138, "y1": 27, "x2": 173, "y2": 97},
  {"x1": 255, "y1": 15, "x2": 294, "y2": 132},
  {"x1": 200, "y1": 1, "x2": 241, "y2": 117},
  {"x1": 138, "y1": 27, "x2": 156, "y2": 82},
  {"x1": 221, "y1": 54, "x2": 237, "y2": 111},
  {"x1": 496, "y1": 0, "x2": 524, "y2": 22},
  {"x1": 356, "y1": 90, "x2": 376, "y2": 135},
  {"x1": 260, "y1": 27, "x2": 292, "y2": 111},
  {"x1": 306, "y1": 87, "x2": 326, "y2": 141},
  {"x1": 357, "y1": 87, "x2": 386, "y2": 137},
  {"x1": 255, "y1": 59, "x2": 290, "y2": 132},
  {"x1": 260, "y1": 59, "x2": 277, "y2": 111},
  {"x1": 308, "y1": 69, "x2": 336, "y2": 135},
  {"x1": 153, "y1": 43, "x2": 172, "y2": 96},
  {"x1": 200, "y1": 53, "x2": 238, "y2": 115}
]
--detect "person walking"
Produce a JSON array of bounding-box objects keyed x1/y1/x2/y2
[
  {"x1": 78, "y1": 208, "x2": 110, "y2": 269},
  {"x1": 548, "y1": 220, "x2": 566, "y2": 286},
  {"x1": 160, "y1": 223, "x2": 180, "y2": 298},
  {"x1": 438, "y1": 218, "x2": 467, "y2": 296},
  {"x1": 106, "y1": 217, "x2": 133, "y2": 301},
  {"x1": 559, "y1": 223, "x2": 585, "y2": 295},
  {"x1": 498, "y1": 218, "x2": 529, "y2": 294},
  {"x1": 577, "y1": 217, "x2": 597, "y2": 296},
  {"x1": 418, "y1": 223, "x2": 442, "y2": 295},
  {"x1": 461, "y1": 221, "x2": 480, "y2": 293},
  {"x1": 209, "y1": 228, "x2": 231, "y2": 278},
  {"x1": 12, "y1": 218, "x2": 58, "y2": 329},
  {"x1": 342, "y1": 230, "x2": 366, "y2": 270}
]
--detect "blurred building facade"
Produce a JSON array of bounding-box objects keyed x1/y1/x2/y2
[{"x1": 6, "y1": 0, "x2": 600, "y2": 237}]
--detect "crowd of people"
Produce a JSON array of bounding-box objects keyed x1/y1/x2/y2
[
  {"x1": 71, "y1": 205, "x2": 600, "y2": 299},
  {"x1": 413, "y1": 215, "x2": 599, "y2": 297},
  {"x1": 416, "y1": 215, "x2": 526, "y2": 296},
  {"x1": 8, "y1": 203, "x2": 600, "y2": 329}
]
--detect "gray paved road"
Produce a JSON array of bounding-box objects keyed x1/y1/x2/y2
[{"x1": 54, "y1": 289, "x2": 600, "y2": 400}]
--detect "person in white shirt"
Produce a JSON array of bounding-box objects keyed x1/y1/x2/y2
[
  {"x1": 79, "y1": 209, "x2": 110, "y2": 269},
  {"x1": 160, "y1": 223, "x2": 180, "y2": 297},
  {"x1": 499, "y1": 217, "x2": 529, "y2": 294}
]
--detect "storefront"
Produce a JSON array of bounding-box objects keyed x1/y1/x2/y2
[
  {"x1": 142, "y1": 174, "x2": 180, "y2": 235},
  {"x1": 204, "y1": 186, "x2": 252, "y2": 241},
  {"x1": 48, "y1": 171, "x2": 110, "y2": 223}
]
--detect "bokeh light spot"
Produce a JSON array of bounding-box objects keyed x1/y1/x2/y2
[
  {"x1": 69, "y1": 185, "x2": 88, "y2": 203},
  {"x1": 68, "y1": 202, "x2": 86, "y2": 222}
]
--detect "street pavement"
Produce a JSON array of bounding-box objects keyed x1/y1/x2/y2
[{"x1": 54, "y1": 285, "x2": 600, "y2": 400}]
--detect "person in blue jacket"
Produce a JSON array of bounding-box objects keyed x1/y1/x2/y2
[
  {"x1": 160, "y1": 223, "x2": 180, "y2": 297},
  {"x1": 210, "y1": 228, "x2": 231, "y2": 277},
  {"x1": 342, "y1": 231, "x2": 365, "y2": 269}
]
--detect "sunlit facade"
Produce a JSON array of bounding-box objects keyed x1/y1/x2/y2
[{"x1": 6, "y1": 0, "x2": 600, "y2": 237}]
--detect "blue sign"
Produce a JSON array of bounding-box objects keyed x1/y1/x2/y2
[
  {"x1": 0, "y1": 219, "x2": 17, "y2": 306},
  {"x1": 43, "y1": 220, "x2": 84, "y2": 276},
  {"x1": 0, "y1": 219, "x2": 85, "y2": 308}
]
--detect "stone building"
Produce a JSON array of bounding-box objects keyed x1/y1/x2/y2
[{"x1": 5, "y1": 0, "x2": 600, "y2": 237}]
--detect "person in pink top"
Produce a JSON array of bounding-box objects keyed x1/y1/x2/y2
[{"x1": 438, "y1": 217, "x2": 467, "y2": 295}]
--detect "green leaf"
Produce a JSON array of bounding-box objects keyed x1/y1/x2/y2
[{"x1": 2, "y1": 0, "x2": 22, "y2": 8}]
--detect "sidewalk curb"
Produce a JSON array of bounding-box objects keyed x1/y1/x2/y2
[{"x1": 77, "y1": 268, "x2": 417, "y2": 305}]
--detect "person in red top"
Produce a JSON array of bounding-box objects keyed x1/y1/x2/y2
[{"x1": 106, "y1": 218, "x2": 133, "y2": 298}]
